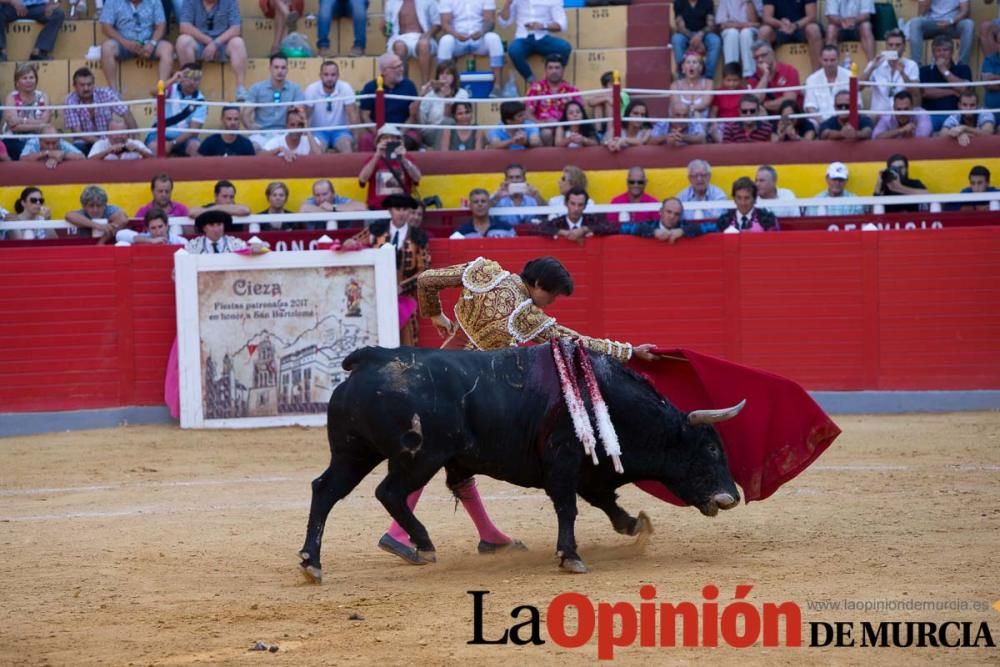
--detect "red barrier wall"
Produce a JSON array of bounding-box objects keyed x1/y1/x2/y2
[{"x1": 2, "y1": 228, "x2": 999, "y2": 413}]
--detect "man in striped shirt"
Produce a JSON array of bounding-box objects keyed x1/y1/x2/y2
[{"x1": 719, "y1": 93, "x2": 772, "y2": 143}]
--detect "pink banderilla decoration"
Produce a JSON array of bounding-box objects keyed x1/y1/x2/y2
[{"x1": 551, "y1": 339, "x2": 599, "y2": 465}]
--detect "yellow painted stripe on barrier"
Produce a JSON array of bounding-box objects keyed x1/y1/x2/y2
[{"x1": 3, "y1": 158, "x2": 998, "y2": 220}]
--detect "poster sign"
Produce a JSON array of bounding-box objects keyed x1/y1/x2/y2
[{"x1": 173, "y1": 246, "x2": 399, "y2": 428}]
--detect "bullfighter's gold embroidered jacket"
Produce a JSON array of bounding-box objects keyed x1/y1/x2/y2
[{"x1": 416, "y1": 256, "x2": 633, "y2": 361}]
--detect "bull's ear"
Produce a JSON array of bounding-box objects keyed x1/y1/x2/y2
[{"x1": 687, "y1": 399, "x2": 747, "y2": 425}]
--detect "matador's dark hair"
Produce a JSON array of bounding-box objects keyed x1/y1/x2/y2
[{"x1": 521, "y1": 256, "x2": 574, "y2": 297}]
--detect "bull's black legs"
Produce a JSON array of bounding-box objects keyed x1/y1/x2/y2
[
  {"x1": 374, "y1": 460, "x2": 444, "y2": 562},
  {"x1": 299, "y1": 447, "x2": 384, "y2": 583},
  {"x1": 543, "y1": 457, "x2": 586, "y2": 573},
  {"x1": 578, "y1": 487, "x2": 652, "y2": 537}
]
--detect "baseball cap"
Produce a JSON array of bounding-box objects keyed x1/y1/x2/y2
[
  {"x1": 377, "y1": 123, "x2": 403, "y2": 138},
  {"x1": 826, "y1": 162, "x2": 849, "y2": 180}
]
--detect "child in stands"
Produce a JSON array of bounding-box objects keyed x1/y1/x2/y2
[{"x1": 712, "y1": 63, "x2": 747, "y2": 120}]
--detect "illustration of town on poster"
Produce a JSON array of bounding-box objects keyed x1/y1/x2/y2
[{"x1": 196, "y1": 266, "x2": 377, "y2": 421}]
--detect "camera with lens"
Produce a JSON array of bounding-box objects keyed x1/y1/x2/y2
[
  {"x1": 384, "y1": 140, "x2": 401, "y2": 158},
  {"x1": 881, "y1": 166, "x2": 899, "y2": 183}
]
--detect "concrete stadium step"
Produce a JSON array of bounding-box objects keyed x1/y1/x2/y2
[{"x1": 4, "y1": 19, "x2": 96, "y2": 61}]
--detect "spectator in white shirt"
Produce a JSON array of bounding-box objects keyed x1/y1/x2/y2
[
  {"x1": 499, "y1": 0, "x2": 570, "y2": 84},
  {"x1": 91, "y1": 116, "x2": 155, "y2": 160},
  {"x1": 116, "y1": 208, "x2": 187, "y2": 245},
  {"x1": 437, "y1": 0, "x2": 505, "y2": 96},
  {"x1": 804, "y1": 43, "x2": 859, "y2": 123},
  {"x1": 862, "y1": 29, "x2": 920, "y2": 117},
  {"x1": 909, "y1": 0, "x2": 973, "y2": 67},
  {"x1": 262, "y1": 108, "x2": 323, "y2": 161},
  {"x1": 304, "y1": 60, "x2": 358, "y2": 154},
  {"x1": 754, "y1": 164, "x2": 800, "y2": 218},
  {"x1": 715, "y1": 0, "x2": 763, "y2": 78},
  {"x1": 825, "y1": 0, "x2": 875, "y2": 62}
]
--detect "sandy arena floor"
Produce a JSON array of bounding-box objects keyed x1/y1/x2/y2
[{"x1": 1, "y1": 412, "x2": 998, "y2": 666}]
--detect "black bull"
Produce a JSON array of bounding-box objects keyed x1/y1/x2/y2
[{"x1": 299, "y1": 343, "x2": 745, "y2": 581}]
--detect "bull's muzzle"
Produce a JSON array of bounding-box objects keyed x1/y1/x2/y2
[
  {"x1": 713, "y1": 492, "x2": 739, "y2": 509},
  {"x1": 697, "y1": 492, "x2": 740, "y2": 517}
]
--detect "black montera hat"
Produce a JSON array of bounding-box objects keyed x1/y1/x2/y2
[
  {"x1": 381, "y1": 194, "x2": 419, "y2": 210},
  {"x1": 194, "y1": 209, "x2": 233, "y2": 232}
]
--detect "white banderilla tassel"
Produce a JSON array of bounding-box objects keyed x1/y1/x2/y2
[
  {"x1": 551, "y1": 340, "x2": 598, "y2": 465},
  {"x1": 575, "y1": 340, "x2": 624, "y2": 474}
]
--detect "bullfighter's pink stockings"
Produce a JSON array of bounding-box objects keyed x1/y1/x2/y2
[{"x1": 384, "y1": 478, "x2": 511, "y2": 547}]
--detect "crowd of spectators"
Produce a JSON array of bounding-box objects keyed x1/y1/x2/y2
[{"x1": 6, "y1": 152, "x2": 993, "y2": 246}]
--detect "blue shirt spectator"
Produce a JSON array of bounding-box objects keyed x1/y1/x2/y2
[
  {"x1": 246, "y1": 78, "x2": 304, "y2": 131},
  {"x1": 983, "y1": 52, "x2": 1000, "y2": 111},
  {"x1": 676, "y1": 183, "x2": 727, "y2": 220},
  {"x1": 492, "y1": 194, "x2": 539, "y2": 225},
  {"x1": 487, "y1": 123, "x2": 541, "y2": 150},
  {"x1": 99, "y1": 0, "x2": 164, "y2": 42},
  {"x1": 804, "y1": 190, "x2": 866, "y2": 216},
  {"x1": 359, "y1": 78, "x2": 419, "y2": 125},
  {"x1": 20, "y1": 137, "x2": 85, "y2": 158}
]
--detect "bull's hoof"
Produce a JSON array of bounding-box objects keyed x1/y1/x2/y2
[
  {"x1": 477, "y1": 539, "x2": 528, "y2": 555},
  {"x1": 416, "y1": 549, "x2": 437, "y2": 564},
  {"x1": 559, "y1": 557, "x2": 589, "y2": 574},
  {"x1": 377, "y1": 533, "x2": 427, "y2": 565},
  {"x1": 299, "y1": 562, "x2": 322, "y2": 584},
  {"x1": 633, "y1": 511, "x2": 654, "y2": 536}
]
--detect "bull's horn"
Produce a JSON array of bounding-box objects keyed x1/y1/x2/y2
[{"x1": 687, "y1": 399, "x2": 747, "y2": 425}]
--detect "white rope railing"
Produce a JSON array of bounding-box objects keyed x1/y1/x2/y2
[
  {"x1": 626, "y1": 82, "x2": 842, "y2": 97},
  {"x1": 0, "y1": 97, "x2": 157, "y2": 111},
  {"x1": 3, "y1": 78, "x2": 1000, "y2": 142}
]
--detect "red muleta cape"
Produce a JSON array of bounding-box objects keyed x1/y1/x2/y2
[{"x1": 627, "y1": 348, "x2": 840, "y2": 506}]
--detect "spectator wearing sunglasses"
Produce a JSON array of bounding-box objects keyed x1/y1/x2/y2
[
  {"x1": 608, "y1": 167, "x2": 659, "y2": 224},
  {"x1": 304, "y1": 60, "x2": 358, "y2": 154},
  {"x1": 3, "y1": 187, "x2": 55, "y2": 241},
  {"x1": 176, "y1": 0, "x2": 250, "y2": 101},
  {"x1": 358, "y1": 53, "x2": 420, "y2": 152},
  {"x1": 718, "y1": 93, "x2": 773, "y2": 143},
  {"x1": 242, "y1": 53, "x2": 305, "y2": 151},
  {"x1": 98, "y1": 0, "x2": 175, "y2": 92},
  {"x1": 818, "y1": 89, "x2": 873, "y2": 141},
  {"x1": 144, "y1": 63, "x2": 206, "y2": 156}
]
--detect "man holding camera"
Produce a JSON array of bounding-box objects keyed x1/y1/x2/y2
[
  {"x1": 358, "y1": 124, "x2": 422, "y2": 209},
  {"x1": 862, "y1": 29, "x2": 920, "y2": 117},
  {"x1": 874, "y1": 153, "x2": 928, "y2": 213}
]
